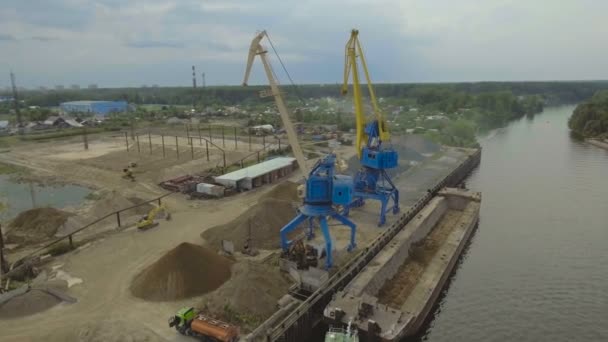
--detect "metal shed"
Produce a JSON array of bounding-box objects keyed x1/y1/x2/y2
[{"x1": 214, "y1": 157, "x2": 297, "y2": 191}]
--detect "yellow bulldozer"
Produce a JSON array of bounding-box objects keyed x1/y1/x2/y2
[{"x1": 137, "y1": 204, "x2": 171, "y2": 230}]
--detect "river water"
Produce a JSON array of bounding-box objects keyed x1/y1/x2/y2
[{"x1": 418, "y1": 105, "x2": 608, "y2": 341}]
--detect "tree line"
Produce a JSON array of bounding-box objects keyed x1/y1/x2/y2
[
  {"x1": 569, "y1": 90, "x2": 608, "y2": 138},
  {"x1": 4, "y1": 81, "x2": 608, "y2": 108}
]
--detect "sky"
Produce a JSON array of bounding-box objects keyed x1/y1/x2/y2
[{"x1": 1, "y1": 0, "x2": 608, "y2": 88}]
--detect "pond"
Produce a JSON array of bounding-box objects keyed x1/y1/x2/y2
[{"x1": 0, "y1": 175, "x2": 91, "y2": 222}]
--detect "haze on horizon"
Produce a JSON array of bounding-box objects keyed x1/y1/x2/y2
[{"x1": 1, "y1": 0, "x2": 607, "y2": 89}]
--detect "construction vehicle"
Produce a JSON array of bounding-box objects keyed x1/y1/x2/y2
[
  {"x1": 285, "y1": 239, "x2": 319, "y2": 269},
  {"x1": 136, "y1": 204, "x2": 170, "y2": 230},
  {"x1": 169, "y1": 307, "x2": 239, "y2": 342},
  {"x1": 122, "y1": 168, "x2": 135, "y2": 182},
  {"x1": 341, "y1": 29, "x2": 400, "y2": 226},
  {"x1": 122, "y1": 162, "x2": 138, "y2": 182},
  {"x1": 243, "y1": 31, "x2": 357, "y2": 269}
]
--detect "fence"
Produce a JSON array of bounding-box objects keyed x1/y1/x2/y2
[
  {"x1": 125, "y1": 129, "x2": 286, "y2": 172},
  {"x1": 0, "y1": 191, "x2": 174, "y2": 282}
]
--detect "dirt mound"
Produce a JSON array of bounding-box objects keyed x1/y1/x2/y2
[
  {"x1": 202, "y1": 198, "x2": 298, "y2": 251},
  {"x1": 203, "y1": 260, "x2": 292, "y2": 324},
  {"x1": 0, "y1": 280, "x2": 68, "y2": 319},
  {"x1": 7, "y1": 207, "x2": 71, "y2": 243},
  {"x1": 264, "y1": 181, "x2": 299, "y2": 201},
  {"x1": 89, "y1": 191, "x2": 153, "y2": 218},
  {"x1": 130, "y1": 242, "x2": 232, "y2": 301}
]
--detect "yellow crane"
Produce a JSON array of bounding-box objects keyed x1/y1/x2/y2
[
  {"x1": 341, "y1": 29, "x2": 400, "y2": 226},
  {"x1": 242, "y1": 30, "x2": 309, "y2": 176},
  {"x1": 342, "y1": 29, "x2": 391, "y2": 159}
]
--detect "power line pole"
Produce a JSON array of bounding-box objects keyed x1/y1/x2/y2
[
  {"x1": 192, "y1": 65, "x2": 197, "y2": 89},
  {"x1": 9, "y1": 71, "x2": 23, "y2": 135}
]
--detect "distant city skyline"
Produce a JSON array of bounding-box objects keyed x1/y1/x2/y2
[{"x1": 2, "y1": 0, "x2": 608, "y2": 88}]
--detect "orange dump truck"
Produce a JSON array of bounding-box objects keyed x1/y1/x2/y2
[{"x1": 169, "y1": 307, "x2": 239, "y2": 342}]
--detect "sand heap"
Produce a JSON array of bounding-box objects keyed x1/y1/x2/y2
[
  {"x1": 202, "y1": 182, "x2": 300, "y2": 251},
  {"x1": 202, "y1": 198, "x2": 297, "y2": 251},
  {"x1": 204, "y1": 260, "x2": 292, "y2": 320},
  {"x1": 0, "y1": 279, "x2": 68, "y2": 319},
  {"x1": 264, "y1": 181, "x2": 299, "y2": 201},
  {"x1": 90, "y1": 191, "x2": 153, "y2": 218},
  {"x1": 130, "y1": 243, "x2": 232, "y2": 301},
  {"x1": 7, "y1": 207, "x2": 71, "y2": 243}
]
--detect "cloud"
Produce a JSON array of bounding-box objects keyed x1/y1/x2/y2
[
  {"x1": 126, "y1": 40, "x2": 186, "y2": 48},
  {"x1": 2, "y1": 0, "x2": 608, "y2": 88},
  {"x1": 0, "y1": 34, "x2": 16, "y2": 41},
  {"x1": 199, "y1": 1, "x2": 256, "y2": 13},
  {"x1": 30, "y1": 36, "x2": 60, "y2": 42}
]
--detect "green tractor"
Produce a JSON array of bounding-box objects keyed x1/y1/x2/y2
[{"x1": 168, "y1": 307, "x2": 196, "y2": 335}]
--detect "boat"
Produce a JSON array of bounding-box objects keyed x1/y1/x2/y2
[{"x1": 325, "y1": 321, "x2": 359, "y2": 342}]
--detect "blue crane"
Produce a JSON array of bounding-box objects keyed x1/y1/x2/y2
[
  {"x1": 243, "y1": 31, "x2": 357, "y2": 269},
  {"x1": 342, "y1": 29, "x2": 400, "y2": 226}
]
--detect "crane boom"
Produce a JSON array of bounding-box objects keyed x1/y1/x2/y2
[
  {"x1": 243, "y1": 31, "x2": 309, "y2": 176},
  {"x1": 342, "y1": 29, "x2": 390, "y2": 158}
]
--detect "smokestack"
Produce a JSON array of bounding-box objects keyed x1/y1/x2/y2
[
  {"x1": 192, "y1": 65, "x2": 197, "y2": 88},
  {"x1": 202, "y1": 72, "x2": 206, "y2": 88}
]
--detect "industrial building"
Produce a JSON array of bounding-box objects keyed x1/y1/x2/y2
[
  {"x1": 214, "y1": 157, "x2": 297, "y2": 191},
  {"x1": 60, "y1": 100, "x2": 128, "y2": 116}
]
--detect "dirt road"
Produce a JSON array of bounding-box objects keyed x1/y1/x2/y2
[{"x1": 0, "y1": 186, "x2": 268, "y2": 341}]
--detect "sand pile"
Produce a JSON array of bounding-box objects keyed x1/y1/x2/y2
[
  {"x1": 89, "y1": 191, "x2": 153, "y2": 218},
  {"x1": 204, "y1": 260, "x2": 292, "y2": 319},
  {"x1": 202, "y1": 198, "x2": 298, "y2": 251},
  {"x1": 0, "y1": 279, "x2": 68, "y2": 319},
  {"x1": 7, "y1": 207, "x2": 71, "y2": 243},
  {"x1": 130, "y1": 242, "x2": 232, "y2": 301},
  {"x1": 264, "y1": 181, "x2": 299, "y2": 201}
]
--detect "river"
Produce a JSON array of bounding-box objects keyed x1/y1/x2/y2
[{"x1": 417, "y1": 105, "x2": 608, "y2": 341}]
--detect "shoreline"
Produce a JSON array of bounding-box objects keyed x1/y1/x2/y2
[{"x1": 587, "y1": 138, "x2": 608, "y2": 151}]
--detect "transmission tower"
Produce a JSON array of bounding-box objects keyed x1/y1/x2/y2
[{"x1": 9, "y1": 71, "x2": 23, "y2": 135}]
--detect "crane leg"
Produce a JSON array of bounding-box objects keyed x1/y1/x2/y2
[
  {"x1": 319, "y1": 216, "x2": 333, "y2": 269},
  {"x1": 307, "y1": 217, "x2": 315, "y2": 240},
  {"x1": 379, "y1": 196, "x2": 388, "y2": 226},
  {"x1": 332, "y1": 213, "x2": 357, "y2": 252},
  {"x1": 280, "y1": 213, "x2": 307, "y2": 250},
  {"x1": 392, "y1": 188, "x2": 400, "y2": 214}
]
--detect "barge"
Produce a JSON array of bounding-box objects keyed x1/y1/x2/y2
[{"x1": 324, "y1": 188, "x2": 481, "y2": 341}]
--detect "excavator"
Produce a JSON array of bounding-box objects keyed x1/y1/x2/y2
[
  {"x1": 136, "y1": 204, "x2": 170, "y2": 230},
  {"x1": 341, "y1": 29, "x2": 400, "y2": 226}
]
